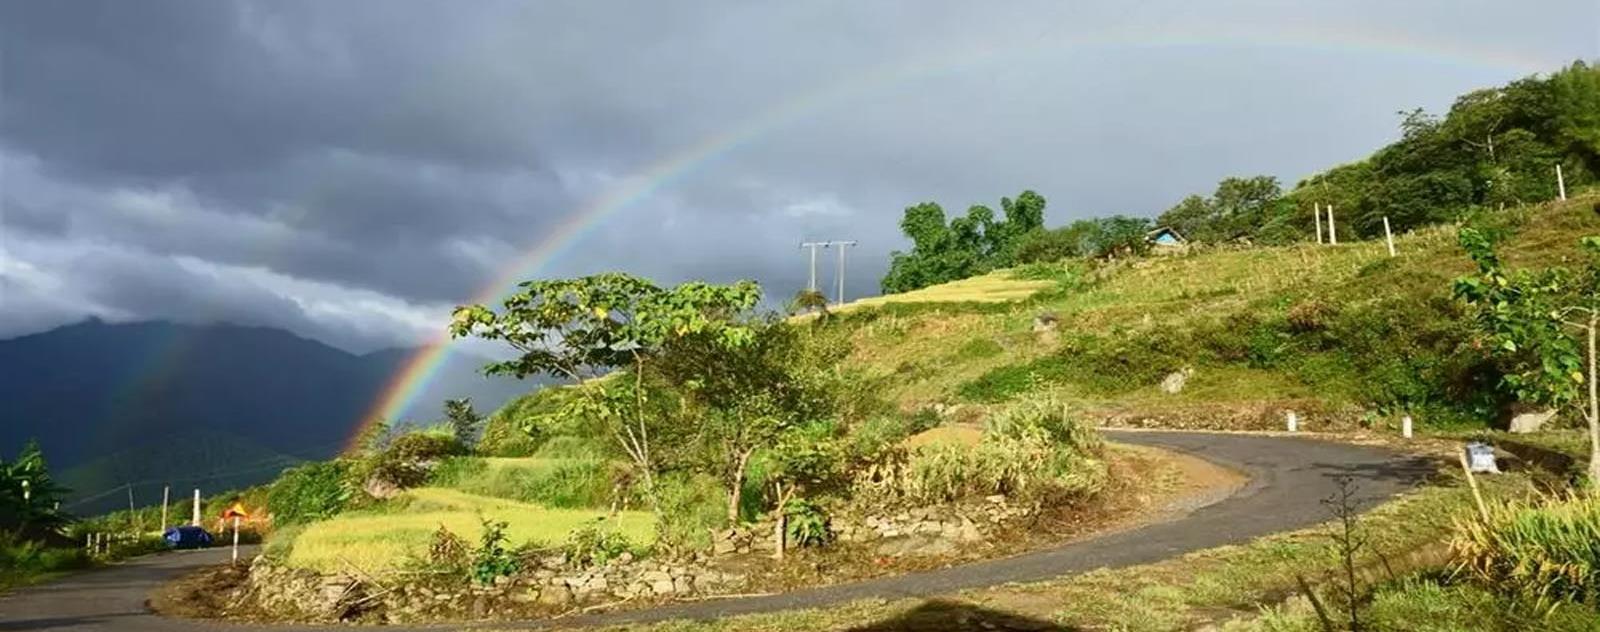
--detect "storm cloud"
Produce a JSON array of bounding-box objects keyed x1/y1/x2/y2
[{"x1": 2, "y1": 0, "x2": 1596, "y2": 351}]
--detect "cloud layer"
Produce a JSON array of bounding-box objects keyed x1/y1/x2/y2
[{"x1": 3, "y1": 0, "x2": 1595, "y2": 351}]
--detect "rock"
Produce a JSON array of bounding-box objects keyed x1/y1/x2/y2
[
  {"x1": 641, "y1": 570, "x2": 672, "y2": 583},
  {"x1": 650, "y1": 578, "x2": 676, "y2": 595},
  {"x1": 537, "y1": 585, "x2": 572, "y2": 606},
  {"x1": 672, "y1": 575, "x2": 695, "y2": 595},
  {"x1": 1159, "y1": 368, "x2": 1193, "y2": 394},
  {"x1": 616, "y1": 551, "x2": 634, "y2": 565},
  {"x1": 712, "y1": 539, "x2": 737, "y2": 555},
  {"x1": 362, "y1": 475, "x2": 401, "y2": 500},
  {"x1": 874, "y1": 535, "x2": 956, "y2": 558},
  {"x1": 510, "y1": 590, "x2": 539, "y2": 604},
  {"x1": 1032, "y1": 313, "x2": 1059, "y2": 332},
  {"x1": 1509, "y1": 408, "x2": 1557, "y2": 434}
]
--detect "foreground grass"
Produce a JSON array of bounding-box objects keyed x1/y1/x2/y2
[
  {"x1": 589, "y1": 467, "x2": 1591, "y2": 631},
  {"x1": 283, "y1": 487, "x2": 654, "y2": 573}
]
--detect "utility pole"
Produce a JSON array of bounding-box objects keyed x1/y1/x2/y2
[
  {"x1": 1557, "y1": 164, "x2": 1568, "y2": 201},
  {"x1": 799, "y1": 242, "x2": 827, "y2": 292},
  {"x1": 827, "y1": 240, "x2": 857, "y2": 304},
  {"x1": 1326, "y1": 205, "x2": 1338, "y2": 245}
]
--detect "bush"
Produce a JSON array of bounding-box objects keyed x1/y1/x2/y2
[
  {"x1": 1453, "y1": 494, "x2": 1600, "y2": 608},
  {"x1": 267, "y1": 461, "x2": 352, "y2": 525},
  {"x1": 366, "y1": 432, "x2": 466, "y2": 489},
  {"x1": 471, "y1": 518, "x2": 519, "y2": 584},
  {"x1": 653, "y1": 472, "x2": 727, "y2": 551},
  {"x1": 563, "y1": 520, "x2": 634, "y2": 568},
  {"x1": 854, "y1": 396, "x2": 1106, "y2": 506},
  {"x1": 784, "y1": 498, "x2": 832, "y2": 547}
]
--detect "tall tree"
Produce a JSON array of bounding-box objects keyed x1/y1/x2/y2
[
  {"x1": 882, "y1": 190, "x2": 1049, "y2": 293},
  {"x1": 450, "y1": 273, "x2": 761, "y2": 506},
  {"x1": 443, "y1": 398, "x2": 482, "y2": 451},
  {"x1": 1456, "y1": 230, "x2": 1600, "y2": 482}
]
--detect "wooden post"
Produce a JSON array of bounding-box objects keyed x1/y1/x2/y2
[
  {"x1": 1314, "y1": 203, "x2": 1324, "y2": 244},
  {"x1": 231, "y1": 516, "x2": 241, "y2": 563},
  {"x1": 1557, "y1": 164, "x2": 1567, "y2": 201},
  {"x1": 1383, "y1": 217, "x2": 1395, "y2": 257},
  {"x1": 1459, "y1": 449, "x2": 1490, "y2": 523},
  {"x1": 191, "y1": 489, "x2": 200, "y2": 526},
  {"x1": 160, "y1": 485, "x2": 170, "y2": 534},
  {"x1": 1326, "y1": 206, "x2": 1337, "y2": 245}
]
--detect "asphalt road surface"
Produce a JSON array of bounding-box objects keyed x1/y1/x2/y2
[{"x1": 0, "y1": 431, "x2": 1432, "y2": 631}]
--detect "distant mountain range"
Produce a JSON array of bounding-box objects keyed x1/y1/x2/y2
[{"x1": 0, "y1": 319, "x2": 541, "y2": 514}]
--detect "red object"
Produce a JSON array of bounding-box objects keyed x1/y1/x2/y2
[{"x1": 220, "y1": 502, "x2": 249, "y2": 520}]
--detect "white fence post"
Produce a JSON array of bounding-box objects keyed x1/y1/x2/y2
[
  {"x1": 1402, "y1": 415, "x2": 1413, "y2": 439},
  {"x1": 1286, "y1": 410, "x2": 1299, "y2": 432},
  {"x1": 1383, "y1": 217, "x2": 1396, "y2": 257}
]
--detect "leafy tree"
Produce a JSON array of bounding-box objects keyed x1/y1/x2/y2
[
  {"x1": 1455, "y1": 229, "x2": 1600, "y2": 481},
  {"x1": 449, "y1": 273, "x2": 761, "y2": 507},
  {"x1": 443, "y1": 398, "x2": 483, "y2": 451},
  {"x1": 0, "y1": 441, "x2": 71, "y2": 538},
  {"x1": 757, "y1": 421, "x2": 840, "y2": 560},
  {"x1": 656, "y1": 320, "x2": 842, "y2": 523},
  {"x1": 882, "y1": 191, "x2": 1049, "y2": 293}
]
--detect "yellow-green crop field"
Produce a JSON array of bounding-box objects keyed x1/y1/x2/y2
[{"x1": 284, "y1": 487, "x2": 654, "y2": 573}]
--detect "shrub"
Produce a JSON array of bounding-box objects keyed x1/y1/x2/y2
[
  {"x1": 563, "y1": 520, "x2": 634, "y2": 568},
  {"x1": 366, "y1": 432, "x2": 466, "y2": 489},
  {"x1": 471, "y1": 518, "x2": 519, "y2": 584},
  {"x1": 267, "y1": 461, "x2": 352, "y2": 525},
  {"x1": 427, "y1": 524, "x2": 469, "y2": 573},
  {"x1": 654, "y1": 472, "x2": 727, "y2": 551},
  {"x1": 783, "y1": 498, "x2": 832, "y2": 547},
  {"x1": 1453, "y1": 494, "x2": 1600, "y2": 608},
  {"x1": 854, "y1": 396, "x2": 1106, "y2": 506}
]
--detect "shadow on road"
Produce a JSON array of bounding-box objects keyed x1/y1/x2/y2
[{"x1": 845, "y1": 599, "x2": 1080, "y2": 631}]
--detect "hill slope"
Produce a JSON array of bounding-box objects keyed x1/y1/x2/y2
[
  {"x1": 0, "y1": 319, "x2": 533, "y2": 512},
  {"x1": 828, "y1": 193, "x2": 1600, "y2": 429}
]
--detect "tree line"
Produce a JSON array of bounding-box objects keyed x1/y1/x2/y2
[{"x1": 880, "y1": 61, "x2": 1600, "y2": 293}]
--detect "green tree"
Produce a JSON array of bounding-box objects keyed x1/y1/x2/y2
[
  {"x1": 449, "y1": 273, "x2": 761, "y2": 507},
  {"x1": 0, "y1": 441, "x2": 71, "y2": 538},
  {"x1": 1455, "y1": 229, "x2": 1600, "y2": 481},
  {"x1": 443, "y1": 398, "x2": 482, "y2": 451},
  {"x1": 656, "y1": 320, "x2": 842, "y2": 523},
  {"x1": 882, "y1": 191, "x2": 1050, "y2": 293}
]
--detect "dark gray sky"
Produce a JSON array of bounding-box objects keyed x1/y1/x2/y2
[{"x1": 2, "y1": 0, "x2": 1596, "y2": 352}]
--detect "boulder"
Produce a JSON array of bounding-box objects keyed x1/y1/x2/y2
[
  {"x1": 1159, "y1": 368, "x2": 1193, "y2": 395},
  {"x1": 874, "y1": 534, "x2": 957, "y2": 558},
  {"x1": 537, "y1": 585, "x2": 572, "y2": 606},
  {"x1": 1509, "y1": 408, "x2": 1557, "y2": 434}
]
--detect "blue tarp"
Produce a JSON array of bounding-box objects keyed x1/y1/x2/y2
[{"x1": 163, "y1": 525, "x2": 214, "y2": 549}]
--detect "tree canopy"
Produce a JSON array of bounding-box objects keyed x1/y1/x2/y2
[
  {"x1": 880, "y1": 190, "x2": 1047, "y2": 293},
  {"x1": 1158, "y1": 61, "x2": 1600, "y2": 246}
]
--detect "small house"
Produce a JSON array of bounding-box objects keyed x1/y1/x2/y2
[{"x1": 1146, "y1": 227, "x2": 1188, "y2": 254}]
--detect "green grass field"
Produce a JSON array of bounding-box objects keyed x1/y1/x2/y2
[{"x1": 283, "y1": 487, "x2": 654, "y2": 573}]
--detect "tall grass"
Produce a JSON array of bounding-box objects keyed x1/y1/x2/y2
[{"x1": 1453, "y1": 493, "x2": 1600, "y2": 608}]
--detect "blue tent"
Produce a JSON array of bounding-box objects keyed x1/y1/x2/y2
[{"x1": 163, "y1": 525, "x2": 214, "y2": 549}]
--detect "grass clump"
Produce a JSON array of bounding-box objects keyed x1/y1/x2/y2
[
  {"x1": 1453, "y1": 493, "x2": 1600, "y2": 608},
  {"x1": 854, "y1": 395, "x2": 1105, "y2": 505}
]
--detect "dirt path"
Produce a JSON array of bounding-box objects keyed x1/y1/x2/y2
[{"x1": 0, "y1": 431, "x2": 1432, "y2": 631}]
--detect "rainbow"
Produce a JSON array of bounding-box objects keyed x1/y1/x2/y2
[{"x1": 346, "y1": 25, "x2": 1557, "y2": 447}]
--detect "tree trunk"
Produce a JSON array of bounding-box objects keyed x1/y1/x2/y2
[
  {"x1": 727, "y1": 449, "x2": 752, "y2": 523},
  {"x1": 1587, "y1": 317, "x2": 1599, "y2": 485},
  {"x1": 771, "y1": 481, "x2": 791, "y2": 561}
]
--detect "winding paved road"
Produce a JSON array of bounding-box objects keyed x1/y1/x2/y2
[{"x1": 0, "y1": 431, "x2": 1432, "y2": 631}]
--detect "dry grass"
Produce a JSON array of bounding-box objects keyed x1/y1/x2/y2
[
  {"x1": 283, "y1": 487, "x2": 655, "y2": 574},
  {"x1": 829, "y1": 270, "x2": 1056, "y2": 313}
]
